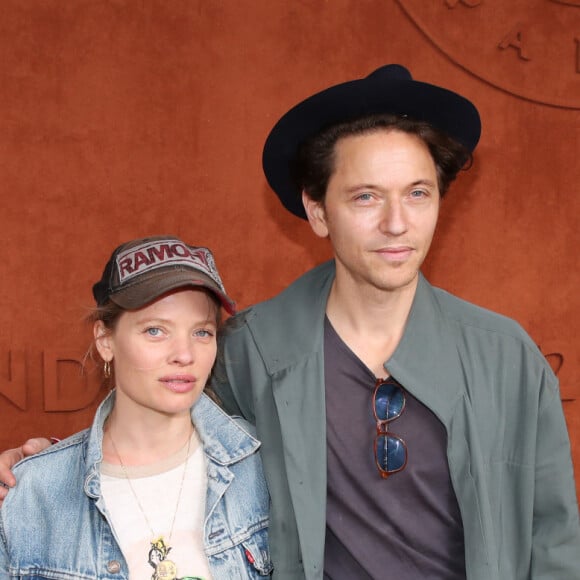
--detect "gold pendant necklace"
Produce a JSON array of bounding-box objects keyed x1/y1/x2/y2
[{"x1": 108, "y1": 428, "x2": 192, "y2": 579}]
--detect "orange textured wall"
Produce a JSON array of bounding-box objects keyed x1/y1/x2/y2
[{"x1": 0, "y1": 1, "x2": 579, "y2": 498}]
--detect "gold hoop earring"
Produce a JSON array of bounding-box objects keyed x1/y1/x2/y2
[{"x1": 104, "y1": 360, "x2": 112, "y2": 379}]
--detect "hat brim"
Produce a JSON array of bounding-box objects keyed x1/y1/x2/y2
[
  {"x1": 108, "y1": 268, "x2": 237, "y2": 315},
  {"x1": 262, "y1": 64, "x2": 481, "y2": 219}
]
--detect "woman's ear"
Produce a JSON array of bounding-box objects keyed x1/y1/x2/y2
[
  {"x1": 302, "y1": 191, "x2": 329, "y2": 238},
  {"x1": 94, "y1": 320, "x2": 113, "y2": 362}
]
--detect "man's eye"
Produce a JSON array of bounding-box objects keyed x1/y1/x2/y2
[{"x1": 410, "y1": 189, "x2": 426, "y2": 198}]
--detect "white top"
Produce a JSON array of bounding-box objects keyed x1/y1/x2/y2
[{"x1": 101, "y1": 431, "x2": 213, "y2": 579}]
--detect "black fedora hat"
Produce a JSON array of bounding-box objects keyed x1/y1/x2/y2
[{"x1": 262, "y1": 64, "x2": 481, "y2": 219}]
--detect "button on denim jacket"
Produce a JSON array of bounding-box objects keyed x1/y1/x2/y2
[{"x1": 0, "y1": 391, "x2": 272, "y2": 579}]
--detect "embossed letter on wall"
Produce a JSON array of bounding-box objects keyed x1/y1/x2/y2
[
  {"x1": 397, "y1": 0, "x2": 580, "y2": 108},
  {"x1": 0, "y1": 350, "x2": 103, "y2": 412}
]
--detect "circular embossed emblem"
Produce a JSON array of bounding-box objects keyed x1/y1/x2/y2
[{"x1": 397, "y1": 0, "x2": 580, "y2": 109}]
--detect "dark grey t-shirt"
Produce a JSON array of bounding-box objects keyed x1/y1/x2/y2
[{"x1": 323, "y1": 317, "x2": 466, "y2": 579}]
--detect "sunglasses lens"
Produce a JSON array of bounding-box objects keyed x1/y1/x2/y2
[
  {"x1": 376, "y1": 434, "x2": 406, "y2": 472},
  {"x1": 374, "y1": 382, "x2": 404, "y2": 421}
]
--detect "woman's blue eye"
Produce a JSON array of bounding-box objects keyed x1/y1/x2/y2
[
  {"x1": 195, "y1": 329, "x2": 213, "y2": 338},
  {"x1": 146, "y1": 327, "x2": 162, "y2": 337}
]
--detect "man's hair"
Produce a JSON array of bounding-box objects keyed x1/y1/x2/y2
[{"x1": 291, "y1": 113, "x2": 472, "y2": 204}]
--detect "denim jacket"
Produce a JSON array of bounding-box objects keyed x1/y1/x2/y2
[{"x1": 0, "y1": 391, "x2": 272, "y2": 579}]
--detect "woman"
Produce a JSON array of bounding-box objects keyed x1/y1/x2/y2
[{"x1": 0, "y1": 236, "x2": 272, "y2": 579}]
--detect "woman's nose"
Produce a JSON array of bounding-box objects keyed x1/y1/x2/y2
[{"x1": 170, "y1": 336, "x2": 195, "y2": 365}]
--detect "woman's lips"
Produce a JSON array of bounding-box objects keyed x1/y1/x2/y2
[{"x1": 159, "y1": 375, "x2": 196, "y2": 393}]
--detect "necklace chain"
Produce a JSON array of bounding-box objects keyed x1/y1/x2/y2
[{"x1": 108, "y1": 428, "x2": 192, "y2": 543}]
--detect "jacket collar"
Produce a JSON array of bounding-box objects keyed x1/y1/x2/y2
[
  {"x1": 248, "y1": 260, "x2": 464, "y2": 424},
  {"x1": 386, "y1": 273, "x2": 465, "y2": 424},
  {"x1": 191, "y1": 393, "x2": 261, "y2": 465},
  {"x1": 84, "y1": 391, "x2": 260, "y2": 496},
  {"x1": 246, "y1": 260, "x2": 335, "y2": 375},
  {"x1": 85, "y1": 391, "x2": 112, "y2": 479}
]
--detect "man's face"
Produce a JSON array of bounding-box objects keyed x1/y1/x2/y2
[{"x1": 303, "y1": 129, "x2": 440, "y2": 296}]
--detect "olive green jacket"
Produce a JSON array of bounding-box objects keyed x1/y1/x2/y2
[{"x1": 213, "y1": 260, "x2": 580, "y2": 580}]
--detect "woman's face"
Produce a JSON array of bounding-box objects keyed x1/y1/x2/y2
[{"x1": 95, "y1": 288, "x2": 218, "y2": 419}]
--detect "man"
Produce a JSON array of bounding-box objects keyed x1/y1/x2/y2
[{"x1": 1, "y1": 64, "x2": 579, "y2": 579}]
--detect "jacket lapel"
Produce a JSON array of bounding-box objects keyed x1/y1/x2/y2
[
  {"x1": 386, "y1": 273, "x2": 465, "y2": 421},
  {"x1": 248, "y1": 261, "x2": 335, "y2": 576},
  {"x1": 387, "y1": 274, "x2": 495, "y2": 573}
]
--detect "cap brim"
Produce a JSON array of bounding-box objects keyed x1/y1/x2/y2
[{"x1": 109, "y1": 269, "x2": 237, "y2": 315}]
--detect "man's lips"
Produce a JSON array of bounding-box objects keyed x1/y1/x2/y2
[{"x1": 375, "y1": 246, "x2": 414, "y2": 260}]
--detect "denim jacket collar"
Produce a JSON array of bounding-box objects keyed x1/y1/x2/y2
[
  {"x1": 84, "y1": 391, "x2": 261, "y2": 499},
  {"x1": 192, "y1": 393, "x2": 261, "y2": 466}
]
